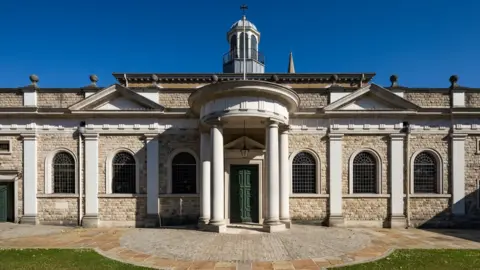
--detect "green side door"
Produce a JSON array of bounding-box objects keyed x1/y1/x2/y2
[{"x1": 230, "y1": 165, "x2": 259, "y2": 223}]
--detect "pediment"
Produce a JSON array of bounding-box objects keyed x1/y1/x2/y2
[
  {"x1": 324, "y1": 83, "x2": 420, "y2": 111},
  {"x1": 69, "y1": 84, "x2": 164, "y2": 111},
  {"x1": 224, "y1": 136, "x2": 264, "y2": 150}
]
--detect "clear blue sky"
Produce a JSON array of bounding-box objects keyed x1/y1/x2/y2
[{"x1": 0, "y1": 0, "x2": 478, "y2": 88}]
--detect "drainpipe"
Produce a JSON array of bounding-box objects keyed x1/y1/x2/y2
[
  {"x1": 403, "y1": 121, "x2": 411, "y2": 228},
  {"x1": 78, "y1": 121, "x2": 86, "y2": 225}
]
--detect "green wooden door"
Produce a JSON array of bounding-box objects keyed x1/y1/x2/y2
[
  {"x1": 230, "y1": 165, "x2": 259, "y2": 223},
  {"x1": 0, "y1": 184, "x2": 7, "y2": 222}
]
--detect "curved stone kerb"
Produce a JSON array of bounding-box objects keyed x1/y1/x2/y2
[{"x1": 188, "y1": 80, "x2": 300, "y2": 116}]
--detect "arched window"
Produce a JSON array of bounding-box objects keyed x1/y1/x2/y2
[
  {"x1": 112, "y1": 152, "x2": 136, "y2": 194},
  {"x1": 52, "y1": 152, "x2": 75, "y2": 193},
  {"x1": 251, "y1": 35, "x2": 258, "y2": 60},
  {"x1": 413, "y1": 152, "x2": 438, "y2": 193},
  {"x1": 171, "y1": 152, "x2": 197, "y2": 194},
  {"x1": 352, "y1": 152, "x2": 377, "y2": 193},
  {"x1": 239, "y1": 32, "x2": 247, "y2": 58},
  {"x1": 230, "y1": 35, "x2": 237, "y2": 54},
  {"x1": 292, "y1": 152, "x2": 317, "y2": 193}
]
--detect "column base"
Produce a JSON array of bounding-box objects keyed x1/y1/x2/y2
[
  {"x1": 204, "y1": 223, "x2": 227, "y2": 233},
  {"x1": 263, "y1": 223, "x2": 286, "y2": 233},
  {"x1": 20, "y1": 215, "x2": 38, "y2": 225},
  {"x1": 197, "y1": 217, "x2": 210, "y2": 230},
  {"x1": 82, "y1": 215, "x2": 99, "y2": 228},
  {"x1": 389, "y1": 215, "x2": 406, "y2": 228},
  {"x1": 280, "y1": 218, "x2": 292, "y2": 229},
  {"x1": 144, "y1": 214, "x2": 160, "y2": 228},
  {"x1": 328, "y1": 215, "x2": 345, "y2": 227}
]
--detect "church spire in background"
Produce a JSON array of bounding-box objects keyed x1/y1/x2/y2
[{"x1": 288, "y1": 52, "x2": 295, "y2": 73}]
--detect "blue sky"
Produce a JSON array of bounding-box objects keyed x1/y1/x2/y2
[{"x1": 0, "y1": 0, "x2": 478, "y2": 88}]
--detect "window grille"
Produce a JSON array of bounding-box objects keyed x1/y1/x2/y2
[
  {"x1": 352, "y1": 152, "x2": 377, "y2": 193},
  {"x1": 413, "y1": 152, "x2": 437, "y2": 193},
  {"x1": 292, "y1": 152, "x2": 317, "y2": 193},
  {"x1": 171, "y1": 152, "x2": 196, "y2": 194},
  {"x1": 112, "y1": 152, "x2": 136, "y2": 194},
  {"x1": 52, "y1": 152, "x2": 75, "y2": 193}
]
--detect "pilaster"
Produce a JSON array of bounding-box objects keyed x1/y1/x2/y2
[
  {"x1": 20, "y1": 133, "x2": 38, "y2": 225},
  {"x1": 82, "y1": 133, "x2": 99, "y2": 228},
  {"x1": 389, "y1": 133, "x2": 406, "y2": 228},
  {"x1": 451, "y1": 133, "x2": 467, "y2": 215},
  {"x1": 145, "y1": 134, "x2": 160, "y2": 227},
  {"x1": 328, "y1": 133, "x2": 344, "y2": 227}
]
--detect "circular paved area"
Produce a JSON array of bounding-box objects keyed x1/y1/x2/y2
[
  {"x1": 0, "y1": 223, "x2": 73, "y2": 240},
  {"x1": 120, "y1": 225, "x2": 371, "y2": 263}
]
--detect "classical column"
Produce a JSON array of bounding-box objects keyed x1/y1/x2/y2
[
  {"x1": 145, "y1": 134, "x2": 160, "y2": 227},
  {"x1": 279, "y1": 125, "x2": 291, "y2": 228},
  {"x1": 451, "y1": 133, "x2": 467, "y2": 216},
  {"x1": 264, "y1": 120, "x2": 285, "y2": 232},
  {"x1": 20, "y1": 133, "x2": 38, "y2": 224},
  {"x1": 209, "y1": 124, "x2": 226, "y2": 232},
  {"x1": 199, "y1": 130, "x2": 211, "y2": 227},
  {"x1": 390, "y1": 134, "x2": 406, "y2": 228},
  {"x1": 328, "y1": 133, "x2": 344, "y2": 227},
  {"x1": 82, "y1": 133, "x2": 99, "y2": 227}
]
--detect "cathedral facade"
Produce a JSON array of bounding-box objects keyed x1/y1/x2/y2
[{"x1": 0, "y1": 16, "x2": 479, "y2": 231}]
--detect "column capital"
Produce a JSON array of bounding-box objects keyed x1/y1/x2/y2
[
  {"x1": 390, "y1": 133, "x2": 406, "y2": 141},
  {"x1": 450, "y1": 133, "x2": 467, "y2": 141},
  {"x1": 83, "y1": 133, "x2": 99, "y2": 141},
  {"x1": 328, "y1": 133, "x2": 343, "y2": 141},
  {"x1": 143, "y1": 133, "x2": 159, "y2": 140},
  {"x1": 279, "y1": 124, "x2": 291, "y2": 133},
  {"x1": 205, "y1": 117, "x2": 224, "y2": 127},
  {"x1": 266, "y1": 118, "x2": 280, "y2": 128},
  {"x1": 21, "y1": 133, "x2": 37, "y2": 140}
]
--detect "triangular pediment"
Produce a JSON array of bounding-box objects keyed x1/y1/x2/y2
[
  {"x1": 69, "y1": 84, "x2": 164, "y2": 111},
  {"x1": 224, "y1": 136, "x2": 264, "y2": 150},
  {"x1": 323, "y1": 83, "x2": 420, "y2": 111}
]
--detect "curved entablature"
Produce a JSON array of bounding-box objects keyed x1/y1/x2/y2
[{"x1": 188, "y1": 80, "x2": 299, "y2": 125}]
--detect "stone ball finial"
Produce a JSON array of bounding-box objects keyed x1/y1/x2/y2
[
  {"x1": 211, "y1": 74, "x2": 219, "y2": 83},
  {"x1": 330, "y1": 74, "x2": 339, "y2": 83},
  {"x1": 151, "y1": 74, "x2": 159, "y2": 82},
  {"x1": 89, "y1": 74, "x2": 98, "y2": 84},
  {"x1": 29, "y1": 74, "x2": 39, "y2": 84},
  {"x1": 271, "y1": 74, "x2": 279, "y2": 82},
  {"x1": 449, "y1": 75, "x2": 458, "y2": 84},
  {"x1": 390, "y1": 74, "x2": 399, "y2": 87}
]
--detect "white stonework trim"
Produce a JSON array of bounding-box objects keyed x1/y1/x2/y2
[
  {"x1": 98, "y1": 194, "x2": 147, "y2": 198},
  {"x1": 166, "y1": 148, "x2": 200, "y2": 194},
  {"x1": 288, "y1": 149, "x2": 322, "y2": 196},
  {"x1": 343, "y1": 194, "x2": 390, "y2": 198},
  {"x1": 105, "y1": 148, "x2": 140, "y2": 194},
  {"x1": 44, "y1": 148, "x2": 78, "y2": 194},
  {"x1": 0, "y1": 139, "x2": 12, "y2": 155},
  {"x1": 409, "y1": 194, "x2": 451, "y2": 198},
  {"x1": 476, "y1": 138, "x2": 480, "y2": 154},
  {"x1": 348, "y1": 149, "x2": 382, "y2": 194},
  {"x1": 410, "y1": 148, "x2": 444, "y2": 194}
]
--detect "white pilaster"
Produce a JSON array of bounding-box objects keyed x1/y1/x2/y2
[
  {"x1": 390, "y1": 134, "x2": 406, "y2": 228},
  {"x1": 145, "y1": 134, "x2": 160, "y2": 227},
  {"x1": 83, "y1": 133, "x2": 99, "y2": 227},
  {"x1": 328, "y1": 133, "x2": 344, "y2": 227},
  {"x1": 279, "y1": 126, "x2": 291, "y2": 228},
  {"x1": 199, "y1": 130, "x2": 211, "y2": 226},
  {"x1": 451, "y1": 133, "x2": 467, "y2": 215},
  {"x1": 209, "y1": 124, "x2": 226, "y2": 232},
  {"x1": 264, "y1": 120, "x2": 285, "y2": 232},
  {"x1": 20, "y1": 133, "x2": 38, "y2": 224}
]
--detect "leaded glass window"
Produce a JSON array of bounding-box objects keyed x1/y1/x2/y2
[
  {"x1": 53, "y1": 152, "x2": 75, "y2": 193},
  {"x1": 171, "y1": 152, "x2": 196, "y2": 194},
  {"x1": 292, "y1": 152, "x2": 317, "y2": 193},
  {"x1": 413, "y1": 152, "x2": 438, "y2": 193},
  {"x1": 352, "y1": 152, "x2": 377, "y2": 193},
  {"x1": 112, "y1": 152, "x2": 136, "y2": 194}
]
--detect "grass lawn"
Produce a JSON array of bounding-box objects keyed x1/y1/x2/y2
[
  {"x1": 0, "y1": 249, "x2": 151, "y2": 269},
  {"x1": 336, "y1": 249, "x2": 480, "y2": 270}
]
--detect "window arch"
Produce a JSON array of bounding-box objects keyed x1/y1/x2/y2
[
  {"x1": 171, "y1": 152, "x2": 197, "y2": 194},
  {"x1": 351, "y1": 151, "x2": 378, "y2": 193},
  {"x1": 52, "y1": 151, "x2": 76, "y2": 194},
  {"x1": 291, "y1": 151, "x2": 317, "y2": 194},
  {"x1": 111, "y1": 151, "x2": 136, "y2": 194},
  {"x1": 413, "y1": 151, "x2": 439, "y2": 193}
]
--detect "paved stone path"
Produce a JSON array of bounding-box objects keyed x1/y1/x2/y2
[{"x1": 0, "y1": 223, "x2": 480, "y2": 269}]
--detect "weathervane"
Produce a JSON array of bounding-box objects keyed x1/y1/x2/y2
[
  {"x1": 240, "y1": 4, "x2": 248, "y2": 15},
  {"x1": 240, "y1": 4, "x2": 248, "y2": 80}
]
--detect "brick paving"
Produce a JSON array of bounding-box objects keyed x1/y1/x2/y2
[{"x1": 0, "y1": 223, "x2": 480, "y2": 269}]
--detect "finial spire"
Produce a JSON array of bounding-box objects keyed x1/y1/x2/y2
[
  {"x1": 288, "y1": 52, "x2": 295, "y2": 74},
  {"x1": 240, "y1": 4, "x2": 248, "y2": 16}
]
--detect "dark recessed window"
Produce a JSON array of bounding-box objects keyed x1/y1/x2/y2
[
  {"x1": 53, "y1": 152, "x2": 75, "y2": 193},
  {"x1": 292, "y1": 152, "x2": 317, "y2": 194},
  {"x1": 352, "y1": 152, "x2": 377, "y2": 193},
  {"x1": 0, "y1": 141, "x2": 10, "y2": 152},
  {"x1": 413, "y1": 152, "x2": 438, "y2": 193},
  {"x1": 171, "y1": 152, "x2": 196, "y2": 194},
  {"x1": 112, "y1": 152, "x2": 136, "y2": 194}
]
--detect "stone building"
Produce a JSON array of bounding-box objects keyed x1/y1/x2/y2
[{"x1": 0, "y1": 16, "x2": 479, "y2": 231}]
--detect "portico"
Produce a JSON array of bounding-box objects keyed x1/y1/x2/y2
[{"x1": 189, "y1": 80, "x2": 299, "y2": 232}]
